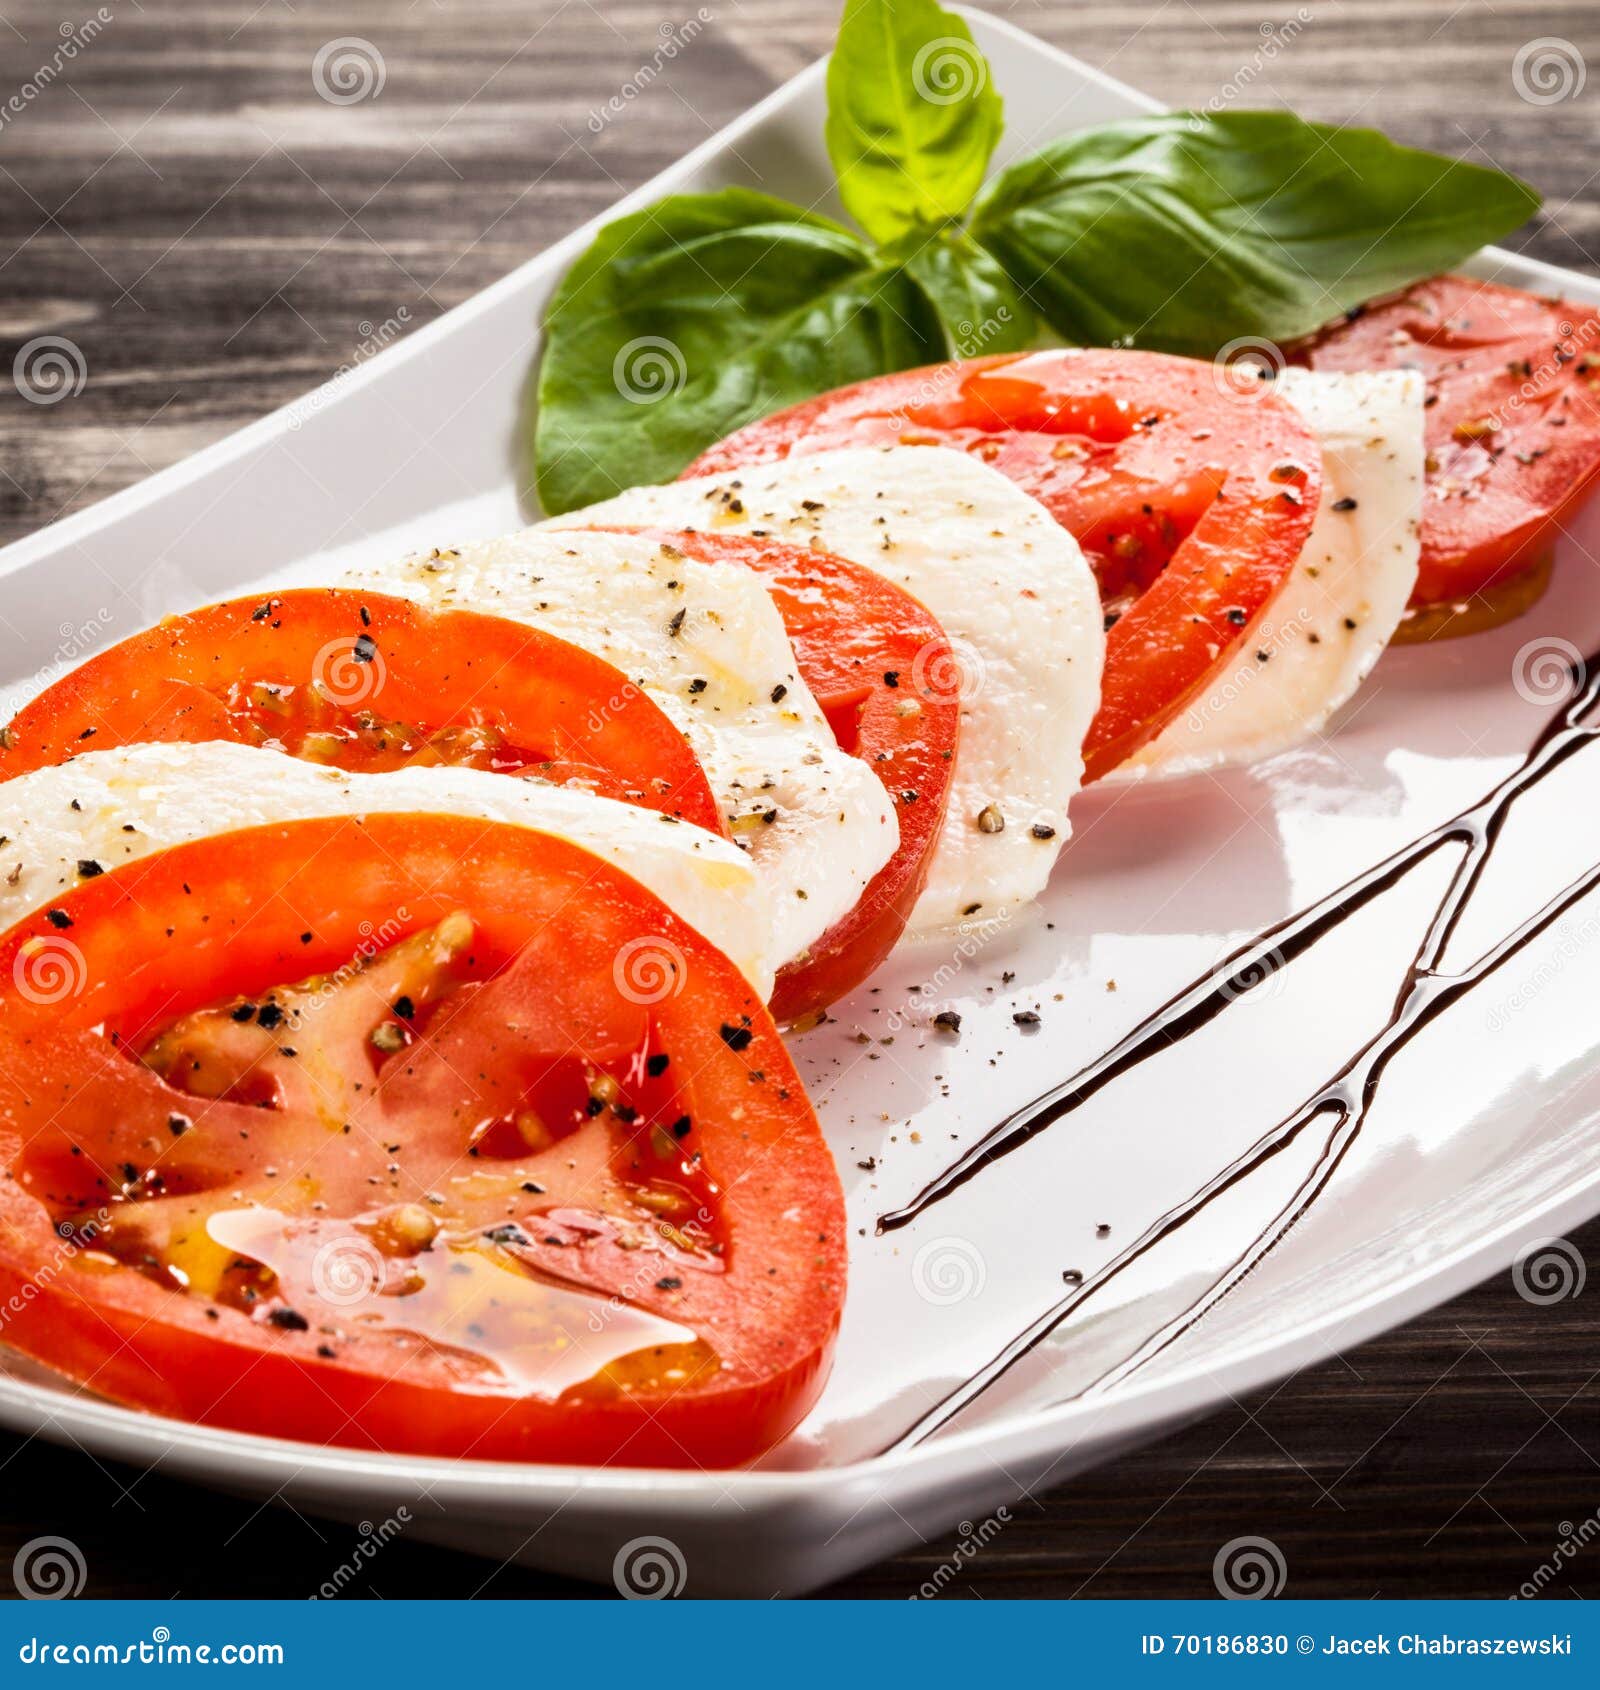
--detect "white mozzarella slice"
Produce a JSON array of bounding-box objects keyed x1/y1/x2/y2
[
  {"x1": 545, "y1": 445, "x2": 1104, "y2": 936},
  {"x1": 1111, "y1": 368, "x2": 1424, "y2": 781},
  {"x1": 342, "y1": 530, "x2": 895, "y2": 972},
  {"x1": 0, "y1": 741, "x2": 778, "y2": 998}
]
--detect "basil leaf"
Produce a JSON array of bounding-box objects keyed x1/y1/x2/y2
[
  {"x1": 972, "y1": 111, "x2": 1541, "y2": 357},
  {"x1": 825, "y1": 0, "x2": 1003, "y2": 244},
  {"x1": 890, "y1": 230, "x2": 1037, "y2": 355},
  {"x1": 532, "y1": 188, "x2": 945, "y2": 514}
]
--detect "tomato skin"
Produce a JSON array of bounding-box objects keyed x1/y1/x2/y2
[
  {"x1": 1294, "y1": 275, "x2": 1600, "y2": 607},
  {"x1": 0, "y1": 589, "x2": 723, "y2": 834},
  {"x1": 0, "y1": 816, "x2": 845, "y2": 1469},
  {"x1": 586, "y1": 528, "x2": 960, "y2": 1018},
  {"x1": 688, "y1": 350, "x2": 1322, "y2": 780}
]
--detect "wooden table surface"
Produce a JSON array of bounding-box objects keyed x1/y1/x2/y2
[{"x1": 2, "y1": 0, "x2": 1598, "y2": 1600}]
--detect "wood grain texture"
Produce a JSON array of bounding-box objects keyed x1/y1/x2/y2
[{"x1": 1, "y1": 0, "x2": 1598, "y2": 1600}]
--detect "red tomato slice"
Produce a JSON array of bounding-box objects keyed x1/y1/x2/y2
[
  {"x1": 584, "y1": 528, "x2": 960, "y2": 1019},
  {"x1": 0, "y1": 816, "x2": 845, "y2": 1468},
  {"x1": 1293, "y1": 274, "x2": 1600, "y2": 609},
  {"x1": 0, "y1": 589, "x2": 722, "y2": 833},
  {"x1": 687, "y1": 350, "x2": 1322, "y2": 780}
]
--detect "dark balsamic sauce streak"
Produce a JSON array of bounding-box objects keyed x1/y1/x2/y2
[{"x1": 879, "y1": 651, "x2": 1600, "y2": 1453}]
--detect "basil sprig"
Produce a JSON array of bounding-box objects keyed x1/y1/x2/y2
[{"x1": 531, "y1": 0, "x2": 1539, "y2": 512}]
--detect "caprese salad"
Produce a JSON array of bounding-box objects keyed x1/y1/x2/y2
[
  {"x1": 4, "y1": 297, "x2": 1598, "y2": 1468},
  {"x1": 4, "y1": 0, "x2": 1600, "y2": 1472}
]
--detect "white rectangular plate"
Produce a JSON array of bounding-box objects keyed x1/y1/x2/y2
[{"x1": 2, "y1": 10, "x2": 1599, "y2": 1597}]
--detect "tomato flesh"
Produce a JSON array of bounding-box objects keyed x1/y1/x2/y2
[
  {"x1": 688, "y1": 350, "x2": 1322, "y2": 779},
  {"x1": 585, "y1": 529, "x2": 960, "y2": 1018},
  {"x1": 0, "y1": 589, "x2": 722, "y2": 833},
  {"x1": 0, "y1": 816, "x2": 844, "y2": 1467},
  {"x1": 1294, "y1": 274, "x2": 1600, "y2": 608}
]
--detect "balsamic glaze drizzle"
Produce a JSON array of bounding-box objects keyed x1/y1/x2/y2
[{"x1": 878, "y1": 647, "x2": 1600, "y2": 1453}]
